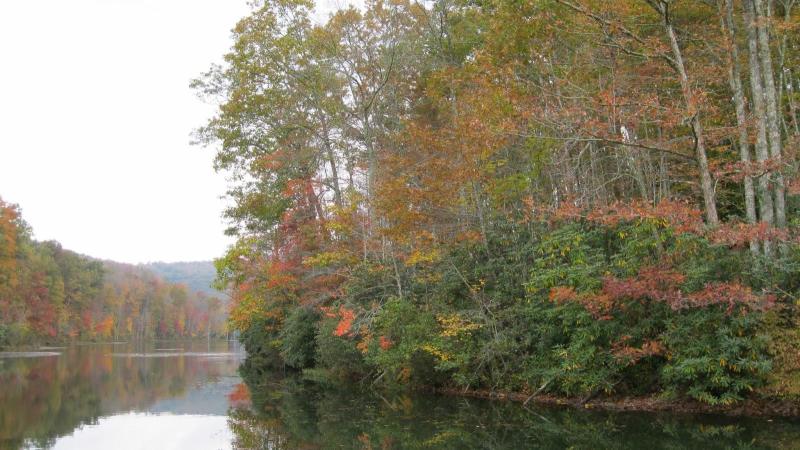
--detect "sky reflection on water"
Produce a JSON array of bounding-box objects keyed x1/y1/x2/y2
[
  {"x1": 50, "y1": 414, "x2": 231, "y2": 450},
  {"x1": 2, "y1": 342, "x2": 800, "y2": 449}
]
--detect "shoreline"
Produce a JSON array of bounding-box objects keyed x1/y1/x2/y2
[{"x1": 432, "y1": 387, "x2": 800, "y2": 418}]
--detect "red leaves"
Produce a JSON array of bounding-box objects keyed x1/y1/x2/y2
[
  {"x1": 551, "y1": 199, "x2": 704, "y2": 234},
  {"x1": 603, "y1": 267, "x2": 770, "y2": 313},
  {"x1": 25, "y1": 274, "x2": 58, "y2": 338},
  {"x1": 549, "y1": 286, "x2": 614, "y2": 320},
  {"x1": 94, "y1": 316, "x2": 114, "y2": 337},
  {"x1": 552, "y1": 198, "x2": 800, "y2": 249},
  {"x1": 709, "y1": 222, "x2": 790, "y2": 248},
  {"x1": 588, "y1": 200, "x2": 704, "y2": 234},
  {"x1": 712, "y1": 157, "x2": 784, "y2": 182},
  {"x1": 551, "y1": 265, "x2": 772, "y2": 320},
  {"x1": 379, "y1": 335, "x2": 393, "y2": 351},
  {"x1": 612, "y1": 336, "x2": 665, "y2": 364},
  {"x1": 682, "y1": 282, "x2": 774, "y2": 313},
  {"x1": 602, "y1": 267, "x2": 685, "y2": 305},
  {"x1": 265, "y1": 260, "x2": 298, "y2": 290}
]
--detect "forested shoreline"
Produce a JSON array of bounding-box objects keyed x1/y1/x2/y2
[
  {"x1": 0, "y1": 198, "x2": 228, "y2": 346},
  {"x1": 195, "y1": 0, "x2": 800, "y2": 409}
]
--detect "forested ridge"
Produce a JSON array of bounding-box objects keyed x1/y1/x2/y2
[
  {"x1": 143, "y1": 261, "x2": 221, "y2": 297},
  {"x1": 196, "y1": 0, "x2": 800, "y2": 406},
  {"x1": 0, "y1": 199, "x2": 228, "y2": 345}
]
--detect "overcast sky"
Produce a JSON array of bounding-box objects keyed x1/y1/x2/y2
[{"x1": 0, "y1": 0, "x2": 357, "y2": 264}]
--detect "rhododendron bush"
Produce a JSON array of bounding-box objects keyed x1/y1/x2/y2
[{"x1": 232, "y1": 212, "x2": 790, "y2": 405}]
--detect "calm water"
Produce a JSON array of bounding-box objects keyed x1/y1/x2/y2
[{"x1": 1, "y1": 343, "x2": 799, "y2": 449}]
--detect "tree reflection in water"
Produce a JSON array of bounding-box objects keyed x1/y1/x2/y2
[
  {"x1": 0, "y1": 341, "x2": 240, "y2": 449},
  {"x1": 2, "y1": 345, "x2": 799, "y2": 450},
  {"x1": 229, "y1": 371, "x2": 800, "y2": 450}
]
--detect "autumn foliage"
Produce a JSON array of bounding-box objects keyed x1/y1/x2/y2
[
  {"x1": 0, "y1": 198, "x2": 227, "y2": 345},
  {"x1": 197, "y1": 0, "x2": 800, "y2": 405}
]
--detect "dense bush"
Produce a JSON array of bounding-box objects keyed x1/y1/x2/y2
[
  {"x1": 235, "y1": 218, "x2": 792, "y2": 405},
  {"x1": 661, "y1": 309, "x2": 771, "y2": 404},
  {"x1": 239, "y1": 317, "x2": 283, "y2": 376},
  {"x1": 315, "y1": 317, "x2": 370, "y2": 380},
  {"x1": 280, "y1": 307, "x2": 320, "y2": 370}
]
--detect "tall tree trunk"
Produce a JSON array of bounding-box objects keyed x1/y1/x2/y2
[
  {"x1": 656, "y1": 2, "x2": 719, "y2": 226},
  {"x1": 320, "y1": 117, "x2": 344, "y2": 208},
  {"x1": 776, "y1": 1, "x2": 798, "y2": 136},
  {"x1": 744, "y1": 0, "x2": 776, "y2": 255},
  {"x1": 363, "y1": 112, "x2": 378, "y2": 253},
  {"x1": 787, "y1": 67, "x2": 800, "y2": 136},
  {"x1": 721, "y1": 0, "x2": 759, "y2": 255},
  {"x1": 753, "y1": 0, "x2": 787, "y2": 227}
]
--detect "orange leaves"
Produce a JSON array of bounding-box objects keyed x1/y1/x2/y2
[
  {"x1": 0, "y1": 198, "x2": 20, "y2": 285},
  {"x1": 379, "y1": 335, "x2": 393, "y2": 351},
  {"x1": 265, "y1": 260, "x2": 299, "y2": 290},
  {"x1": 334, "y1": 307, "x2": 355, "y2": 337},
  {"x1": 228, "y1": 383, "x2": 251, "y2": 408},
  {"x1": 375, "y1": 59, "x2": 526, "y2": 247},
  {"x1": 321, "y1": 305, "x2": 357, "y2": 337},
  {"x1": 228, "y1": 292, "x2": 266, "y2": 332},
  {"x1": 549, "y1": 286, "x2": 579, "y2": 304},
  {"x1": 94, "y1": 316, "x2": 115, "y2": 338}
]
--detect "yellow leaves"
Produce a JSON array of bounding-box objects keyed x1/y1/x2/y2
[
  {"x1": 326, "y1": 220, "x2": 352, "y2": 235},
  {"x1": 437, "y1": 314, "x2": 481, "y2": 338},
  {"x1": 399, "y1": 367, "x2": 412, "y2": 383},
  {"x1": 405, "y1": 248, "x2": 441, "y2": 266},
  {"x1": 469, "y1": 278, "x2": 487, "y2": 294},
  {"x1": 414, "y1": 272, "x2": 443, "y2": 285},
  {"x1": 420, "y1": 344, "x2": 451, "y2": 361},
  {"x1": 422, "y1": 431, "x2": 459, "y2": 446},
  {"x1": 303, "y1": 251, "x2": 357, "y2": 268},
  {"x1": 357, "y1": 328, "x2": 372, "y2": 354}
]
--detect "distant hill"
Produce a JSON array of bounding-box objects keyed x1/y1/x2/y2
[{"x1": 142, "y1": 261, "x2": 223, "y2": 297}]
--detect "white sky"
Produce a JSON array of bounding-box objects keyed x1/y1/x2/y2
[{"x1": 0, "y1": 0, "x2": 358, "y2": 264}]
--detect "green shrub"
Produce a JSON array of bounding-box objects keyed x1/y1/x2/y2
[
  {"x1": 280, "y1": 307, "x2": 320, "y2": 370},
  {"x1": 368, "y1": 297, "x2": 446, "y2": 386},
  {"x1": 239, "y1": 317, "x2": 283, "y2": 376},
  {"x1": 661, "y1": 308, "x2": 771, "y2": 405},
  {"x1": 315, "y1": 317, "x2": 369, "y2": 380}
]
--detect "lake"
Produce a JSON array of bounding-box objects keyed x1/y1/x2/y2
[{"x1": 1, "y1": 342, "x2": 799, "y2": 449}]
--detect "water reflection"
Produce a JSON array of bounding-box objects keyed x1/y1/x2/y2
[
  {"x1": 51, "y1": 414, "x2": 232, "y2": 450},
  {"x1": 0, "y1": 341, "x2": 242, "y2": 449},
  {"x1": 2, "y1": 343, "x2": 800, "y2": 449},
  {"x1": 230, "y1": 374, "x2": 800, "y2": 449}
]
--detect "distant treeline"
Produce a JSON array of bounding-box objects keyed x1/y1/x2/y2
[
  {"x1": 142, "y1": 261, "x2": 221, "y2": 297},
  {"x1": 0, "y1": 197, "x2": 228, "y2": 346}
]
